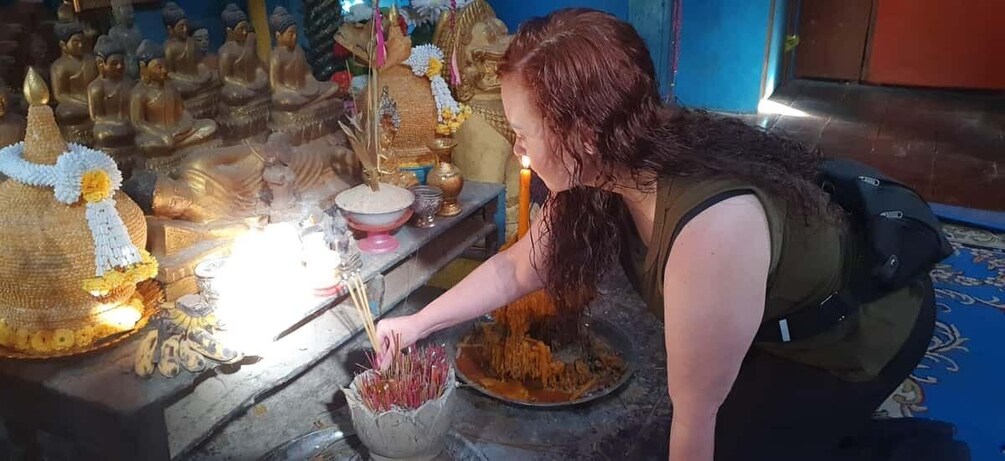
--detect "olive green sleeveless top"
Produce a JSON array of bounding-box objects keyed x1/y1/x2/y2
[{"x1": 621, "y1": 176, "x2": 923, "y2": 382}]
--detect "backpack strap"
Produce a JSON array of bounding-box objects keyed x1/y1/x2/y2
[{"x1": 754, "y1": 289, "x2": 858, "y2": 343}]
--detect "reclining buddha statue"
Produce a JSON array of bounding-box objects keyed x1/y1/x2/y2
[
  {"x1": 161, "y1": 2, "x2": 221, "y2": 119},
  {"x1": 216, "y1": 3, "x2": 270, "y2": 142},
  {"x1": 268, "y1": 6, "x2": 345, "y2": 146},
  {"x1": 122, "y1": 131, "x2": 357, "y2": 300},
  {"x1": 130, "y1": 40, "x2": 220, "y2": 175}
]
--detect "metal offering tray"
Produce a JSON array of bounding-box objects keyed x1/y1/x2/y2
[{"x1": 453, "y1": 318, "x2": 636, "y2": 408}]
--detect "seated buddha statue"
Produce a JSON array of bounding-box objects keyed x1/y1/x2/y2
[
  {"x1": 0, "y1": 85, "x2": 25, "y2": 149},
  {"x1": 268, "y1": 6, "x2": 344, "y2": 145},
  {"x1": 109, "y1": 0, "x2": 143, "y2": 80},
  {"x1": 51, "y1": 20, "x2": 98, "y2": 145},
  {"x1": 161, "y1": 2, "x2": 220, "y2": 119},
  {"x1": 56, "y1": 0, "x2": 98, "y2": 54},
  {"x1": 88, "y1": 36, "x2": 135, "y2": 164},
  {"x1": 216, "y1": 4, "x2": 270, "y2": 141},
  {"x1": 131, "y1": 40, "x2": 220, "y2": 174}
]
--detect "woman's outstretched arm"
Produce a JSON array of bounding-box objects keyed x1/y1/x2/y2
[{"x1": 374, "y1": 207, "x2": 550, "y2": 365}]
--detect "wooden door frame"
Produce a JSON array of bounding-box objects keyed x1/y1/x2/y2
[
  {"x1": 783, "y1": 0, "x2": 880, "y2": 84},
  {"x1": 858, "y1": 0, "x2": 880, "y2": 82},
  {"x1": 781, "y1": 0, "x2": 801, "y2": 84}
]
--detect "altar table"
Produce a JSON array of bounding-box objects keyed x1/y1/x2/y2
[{"x1": 0, "y1": 182, "x2": 505, "y2": 461}]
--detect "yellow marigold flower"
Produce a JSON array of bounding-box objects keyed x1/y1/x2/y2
[
  {"x1": 426, "y1": 58, "x2": 443, "y2": 79},
  {"x1": 0, "y1": 319, "x2": 14, "y2": 348},
  {"x1": 52, "y1": 329, "x2": 74, "y2": 350},
  {"x1": 75, "y1": 325, "x2": 96, "y2": 348},
  {"x1": 82, "y1": 276, "x2": 113, "y2": 296},
  {"x1": 95, "y1": 324, "x2": 119, "y2": 339},
  {"x1": 81, "y1": 169, "x2": 112, "y2": 203},
  {"x1": 14, "y1": 328, "x2": 30, "y2": 351},
  {"x1": 436, "y1": 124, "x2": 451, "y2": 135},
  {"x1": 30, "y1": 330, "x2": 53, "y2": 353},
  {"x1": 449, "y1": 121, "x2": 461, "y2": 131}
]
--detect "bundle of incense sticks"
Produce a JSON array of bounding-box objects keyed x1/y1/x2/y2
[{"x1": 347, "y1": 273, "x2": 379, "y2": 351}]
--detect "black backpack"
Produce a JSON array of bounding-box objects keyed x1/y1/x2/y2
[{"x1": 756, "y1": 157, "x2": 952, "y2": 343}]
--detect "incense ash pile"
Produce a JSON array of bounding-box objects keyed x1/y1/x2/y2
[
  {"x1": 357, "y1": 342, "x2": 450, "y2": 413},
  {"x1": 459, "y1": 291, "x2": 626, "y2": 403}
]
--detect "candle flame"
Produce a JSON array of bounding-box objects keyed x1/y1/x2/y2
[{"x1": 520, "y1": 155, "x2": 530, "y2": 169}]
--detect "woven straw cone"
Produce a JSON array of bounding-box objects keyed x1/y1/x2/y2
[
  {"x1": 0, "y1": 101, "x2": 149, "y2": 359},
  {"x1": 360, "y1": 65, "x2": 438, "y2": 166}
]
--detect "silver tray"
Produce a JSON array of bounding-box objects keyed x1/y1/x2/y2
[
  {"x1": 453, "y1": 317, "x2": 635, "y2": 408},
  {"x1": 259, "y1": 428, "x2": 488, "y2": 461}
]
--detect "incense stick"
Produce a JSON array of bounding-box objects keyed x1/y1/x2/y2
[
  {"x1": 347, "y1": 274, "x2": 378, "y2": 350},
  {"x1": 357, "y1": 274, "x2": 377, "y2": 345}
]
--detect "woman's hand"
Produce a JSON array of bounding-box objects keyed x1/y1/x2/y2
[
  {"x1": 371, "y1": 212, "x2": 549, "y2": 370},
  {"x1": 373, "y1": 314, "x2": 427, "y2": 369}
]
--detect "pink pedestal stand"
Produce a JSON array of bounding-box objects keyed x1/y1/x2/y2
[
  {"x1": 346, "y1": 209, "x2": 414, "y2": 254},
  {"x1": 314, "y1": 280, "x2": 348, "y2": 298}
]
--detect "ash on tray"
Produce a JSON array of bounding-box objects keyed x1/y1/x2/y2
[{"x1": 456, "y1": 290, "x2": 628, "y2": 405}]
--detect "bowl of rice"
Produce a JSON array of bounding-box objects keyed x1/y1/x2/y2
[{"x1": 334, "y1": 183, "x2": 415, "y2": 228}]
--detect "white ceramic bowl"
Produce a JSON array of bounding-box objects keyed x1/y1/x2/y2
[
  {"x1": 335, "y1": 183, "x2": 415, "y2": 228},
  {"x1": 343, "y1": 208, "x2": 410, "y2": 228}
]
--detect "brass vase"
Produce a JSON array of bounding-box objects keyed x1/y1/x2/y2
[{"x1": 426, "y1": 137, "x2": 464, "y2": 217}]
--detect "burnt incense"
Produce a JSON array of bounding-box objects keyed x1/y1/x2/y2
[{"x1": 357, "y1": 335, "x2": 450, "y2": 413}]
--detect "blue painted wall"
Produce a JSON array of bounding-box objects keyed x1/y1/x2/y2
[
  {"x1": 133, "y1": 0, "x2": 308, "y2": 52},
  {"x1": 674, "y1": 0, "x2": 774, "y2": 113},
  {"x1": 491, "y1": 0, "x2": 628, "y2": 32}
]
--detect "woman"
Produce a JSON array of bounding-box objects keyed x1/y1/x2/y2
[{"x1": 374, "y1": 8, "x2": 935, "y2": 461}]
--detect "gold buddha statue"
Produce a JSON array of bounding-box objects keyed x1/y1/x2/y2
[
  {"x1": 51, "y1": 20, "x2": 98, "y2": 145},
  {"x1": 131, "y1": 40, "x2": 220, "y2": 175},
  {"x1": 434, "y1": 0, "x2": 520, "y2": 238},
  {"x1": 109, "y1": 0, "x2": 143, "y2": 80},
  {"x1": 0, "y1": 85, "x2": 25, "y2": 149},
  {"x1": 217, "y1": 3, "x2": 270, "y2": 142},
  {"x1": 268, "y1": 6, "x2": 344, "y2": 146},
  {"x1": 161, "y1": 2, "x2": 221, "y2": 119},
  {"x1": 56, "y1": 0, "x2": 98, "y2": 54},
  {"x1": 376, "y1": 87, "x2": 419, "y2": 188},
  {"x1": 122, "y1": 132, "x2": 357, "y2": 300},
  {"x1": 89, "y1": 35, "x2": 135, "y2": 166}
]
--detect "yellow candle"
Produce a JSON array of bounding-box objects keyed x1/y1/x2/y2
[{"x1": 518, "y1": 155, "x2": 531, "y2": 238}]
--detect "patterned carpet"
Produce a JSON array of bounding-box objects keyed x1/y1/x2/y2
[{"x1": 877, "y1": 224, "x2": 1005, "y2": 461}]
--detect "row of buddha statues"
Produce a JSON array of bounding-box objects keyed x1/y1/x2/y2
[
  {"x1": 45, "y1": 2, "x2": 345, "y2": 177},
  {"x1": 3, "y1": 0, "x2": 521, "y2": 300}
]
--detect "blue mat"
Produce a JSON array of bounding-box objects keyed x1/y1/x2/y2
[
  {"x1": 932, "y1": 203, "x2": 1005, "y2": 233},
  {"x1": 877, "y1": 225, "x2": 1005, "y2": 461}
]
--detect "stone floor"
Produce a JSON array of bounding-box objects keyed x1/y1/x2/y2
[
  {"x1": 731, "y1": 79, "x2": 1005, "y2": 211},
  {"x1": 190, "y1": 270, "x2": 672, "y2": 460}
]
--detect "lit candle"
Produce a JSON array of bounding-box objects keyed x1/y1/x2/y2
[{"x1": 518, "y1": 155, "x2": 531, "y2": 238}]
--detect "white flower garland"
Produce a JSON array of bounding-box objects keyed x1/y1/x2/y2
[
  {"x1": 405, "y1": 44, "x2": 463, "y2": 124},
  {"x1": 0, "y1": 142, "x2": 142, "y2": 278}
]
